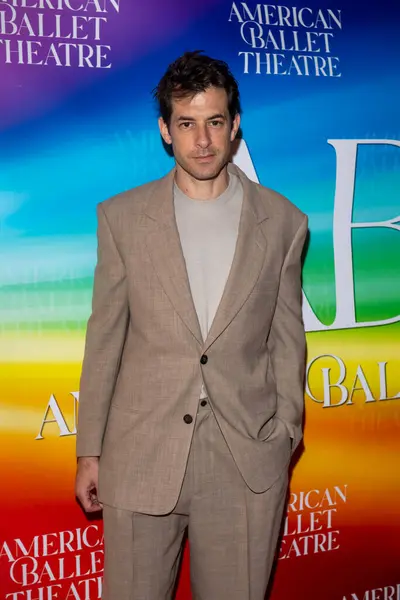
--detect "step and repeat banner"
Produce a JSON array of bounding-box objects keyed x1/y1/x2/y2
[{"x1": 1, "y1": 1, "x2": 399, "y2": 599}]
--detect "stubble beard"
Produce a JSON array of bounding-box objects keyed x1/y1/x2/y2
[{"x1": 176, "y1": 151, "x2": 229, "y2": 182}]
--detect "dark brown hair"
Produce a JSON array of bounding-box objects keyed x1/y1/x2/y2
[{"x1": 154, "y1": 50, "x2": 241, "y2": 126}]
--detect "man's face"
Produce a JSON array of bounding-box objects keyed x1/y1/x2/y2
[{"x1": 159, "y1": 86, "x2": 240, "y2": 182}]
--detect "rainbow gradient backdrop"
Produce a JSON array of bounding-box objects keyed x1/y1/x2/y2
[{"x1": 1, "y1": 0, "x2": 399, "y2": 598}]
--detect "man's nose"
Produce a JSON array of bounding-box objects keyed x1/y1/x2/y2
[{"x1": 195, "y1": 124, "x2": 211, "y2": 148}]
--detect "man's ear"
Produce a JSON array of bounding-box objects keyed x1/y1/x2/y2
[
  {"x1": 230, "y1": 113, "x2": 241, "y2": 142},
  {"x1": 158, "y1": 117, "x2": 172, "y2": 145}
]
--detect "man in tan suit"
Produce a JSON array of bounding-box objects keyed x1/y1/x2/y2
[{"x1": 75, "y1": 51, "x2": 308, "y2": 600}]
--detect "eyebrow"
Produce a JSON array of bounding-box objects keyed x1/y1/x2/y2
[{"x1": 176, "y1": 113, "x2": 227, "y2": 122}]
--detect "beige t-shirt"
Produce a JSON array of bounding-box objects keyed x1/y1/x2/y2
[{"x1": 174, "y1": 173, "x2": 243, "y2": 398}]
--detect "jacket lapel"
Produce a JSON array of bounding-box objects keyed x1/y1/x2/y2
[
  {"x1": 142, "y1": 164, "x2": 269, "y2": 350},
  {"x1": 203, "y1": 164, "x2": 269, "y2": 351},
  {"x1": 144, "y1": 169, "x2": 203, "y2": 345}
]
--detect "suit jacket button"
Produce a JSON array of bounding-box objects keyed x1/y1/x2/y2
[
  {"x1": 183, "y1": 414, "x2": 193, "y2": 424},
  {"x1": 200, "y1": 354, "x2": 208, "y2": 365}
]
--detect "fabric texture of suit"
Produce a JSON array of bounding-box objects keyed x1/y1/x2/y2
[{"x1": 76, "y1": 163, "x2": 308, "y2": 515}]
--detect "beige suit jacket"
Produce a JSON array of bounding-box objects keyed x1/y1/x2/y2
[{"x1": 76, "y1": 163, "x2": 308, "y2": 514}]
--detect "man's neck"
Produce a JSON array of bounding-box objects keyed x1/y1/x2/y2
[{"x1": 174, "y1": 165, "x2": 230, "y2": 201}]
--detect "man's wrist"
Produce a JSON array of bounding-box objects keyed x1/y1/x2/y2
[{"x1": 77, "y1": 456, "x2": 99, "y2": 465}]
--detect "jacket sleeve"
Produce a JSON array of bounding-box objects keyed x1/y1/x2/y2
[
  {"x1": 267, "y1": 214, "x2": 308, "y2": 453},
  {"x1": 76, "y1": 203, "x2": 129, "y2": 457}
]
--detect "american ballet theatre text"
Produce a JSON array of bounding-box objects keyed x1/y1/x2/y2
[
  {"x1": 229, "y1": 2, "x2": 343, "y2": 77},
  {"x1": 0, "y1": 0, "x2": 121, "y2": 68},
  {"x1": 1, "y1": 525, "x2": 104, "y2": 599}
]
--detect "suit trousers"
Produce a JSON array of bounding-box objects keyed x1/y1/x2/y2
[{"x1": 102, "y1": 400, "x2": 288, "y2": 600}]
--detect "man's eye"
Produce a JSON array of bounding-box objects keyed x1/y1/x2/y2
[
  {"x1": 180, "y1": 122, "x2": 192, "y2": 129},
  {"x1": 210, "y1": 120, "x2": 223, "y2": 127}
]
